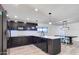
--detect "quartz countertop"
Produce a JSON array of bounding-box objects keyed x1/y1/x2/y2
[
  {"x1": 7, "y1": 30, "x2": 61, "y2": 40},
  {"x1": 33, "y1": 35, "x2": 61, "y2": 40},
  {"x1": 42, "y1": 36, "x2": 62, "y2": 39}
]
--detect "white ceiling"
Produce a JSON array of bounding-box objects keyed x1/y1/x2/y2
[{"x1": 2, "y1": 4, "x2": 79, "y2": 25}]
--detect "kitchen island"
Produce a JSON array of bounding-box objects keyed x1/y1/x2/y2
[
  {"x1": 8, "y1": 36, "x2": 61, "y2": 55},
  {"x1": 55, "y1": 35, "x2": 77, "y2": 44}
]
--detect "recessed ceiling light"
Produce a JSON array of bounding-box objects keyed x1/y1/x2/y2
[
  {"x1": 6, "y1": 15, "x2": 9, "y2": 17},
  {"x1": 49, "y1": 22, "x2": 52, "y2": 25},
  {"x1": 14, "y1": 16, "x2": 17, "y2": 18},
  {"x1": 27, "y1": 18, "x2": 29, "y2": 20},
  {"x1": 34, "y1": 8, "x2": 38, "y2": 12}
]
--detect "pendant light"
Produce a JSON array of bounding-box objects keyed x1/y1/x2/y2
[
  {"x1": 48, "y1": 12, "x2": 52, "y2": 25},
  {"x1": 34, "y1": 8, "x2": 38, "y2": 23}
]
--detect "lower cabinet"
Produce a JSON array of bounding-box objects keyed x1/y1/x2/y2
[
  {"x1": 33, "y1": 37, "x2": 61, "y2": 54},
  {"x1": 7, "y1": 38, "x2": 12, "y2": 48},
  {"x1": 39, "y1": 42, "x2": 48, "y2": 53},
  {"x1": 47, "y1": 39, "x2": 61, "y2": 55},
  {"x1": 33, "y1": 37, "x2": 48, "y2": 53},
  {"x1": 7, "y1": 36, "x2": 61, "y2": 55},
  {"x1": 7, "y1": 37, "x2": 31, "y2": 48}
]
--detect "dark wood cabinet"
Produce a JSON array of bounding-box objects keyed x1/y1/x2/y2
[
  {"x1": 17, "y1": 21, "x2": 25, "y2": 30},
  {"x1": 32, "y1": 36, "x2": 61, "y2": 54},
  {"x1": 7, "y1": 37, "x2": 31, "y2": 48},
  {"x1": 33, "y1": 36, "x2": 48, "y2": 53},
  {"x1": 7, "y1": 21, "x2": 38, "y2": 30},
  {"x1": 7, "y1": 21, "x2": 17, "y2": 30},
  {"x1": 40, "y1": 39, "x2": 48, "y2": 53},
  {"x1": 25, "y1": 23, "x2": 38, "y2": 30},
  {"x1": 7, "y1": 36, "x2": 61, "y2": 55},
  {"x1": 7, "y1": 36, "x2": 48, "y2": 53},
  {"x1": 48, "y1": 39, "x2": 61, "y2": 55}
]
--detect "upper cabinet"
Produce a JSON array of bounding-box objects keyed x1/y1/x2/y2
[
  {"x1": 7, "y1": 21, "x2": 17, "y2": 30},
  {"x1": 7, "y1": 21, "x2": 38, "y2": 30},
  {"x1": 17, "y1": 21, "x2": 25, "y2": 30},
  {"x1": 25, "y1": 22, "x2": 38, "y2": 30}
]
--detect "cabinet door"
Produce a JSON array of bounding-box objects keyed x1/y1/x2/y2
[
  {"x1": 48, "y1": 39, "x2": 61, "y2": 55},
  {"x1": 8, "y1": 21, "x2": 17, "y2": 30},
  {"x1": 7, "y1": 37, "x2": 33, "y2": 48},
  {"x1": 25, "y1": 23, "x2": 37, "y2": 30},
  {"x1": 52, "y1": 39, "x2": 61, "y2": 54},
  {"x1": 26, "y1": 36, "x2": 34, "y2": 44},
  {"x1": 35, "y1": 37, "x2": 42, "y2": 48},
  {"x1": 7, "y1": 38, "x2": 12, "y2": 48},
  {"x1": 11, "y1": 37, "x2": 22, "y2": 47},
  {"x1": 40, "y1": 38, "x2": 48, "y2": 53},
  {"x1": 33, "y1": 37, "x2": 40, "y2": 47},
  {"x1": 34, "y1": 37, "x2": 48, "y2": 53},
  {"x1": 17, "y1": 21, "x2": 25, "y2": 30}
]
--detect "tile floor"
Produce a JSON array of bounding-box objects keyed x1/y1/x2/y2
[
  {"x1": 59, "y1": 41, "x2": 79, "y2": 55},
  {"x1": 7, "y1": 41, "x2": 79, "y2": 55},
  {"x1": 7, "y1": 44, "x2": 48, "y2": 55}
]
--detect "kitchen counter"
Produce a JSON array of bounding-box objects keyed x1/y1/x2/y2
[
  {"x1": 55, "y1": 35, "x2": 77, "y2": 38},
  {"x1": 7, "y1": 30, "x2": 61, "y2": 40},
  {"x1": 42, "y1": 36, "x2": 61, "y2": 40},
  {"x1": 7, "y1": 30, "x2": 61, "y2": 55},
  {"x1": 8, "y1": 35, "x2": 61, "y2": 55},
  {"x1": 55, "y1": 35, "x2": 77, "y2": 44}
]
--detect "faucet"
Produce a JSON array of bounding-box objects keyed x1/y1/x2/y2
[{"x1": 41, "y1": 31, "x2": 45, "y2": 36}]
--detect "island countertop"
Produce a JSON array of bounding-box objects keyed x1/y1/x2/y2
[{"x1": 33, "y1": 36, "x2": 61, "y2": 40}]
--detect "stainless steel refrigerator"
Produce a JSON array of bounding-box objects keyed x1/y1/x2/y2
[{"x1": 0, "y1": 5, "x2": 7, "y2": 55}]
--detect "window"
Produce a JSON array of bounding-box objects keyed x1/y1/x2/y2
[{"x1": 37, "y1": 27, "x2": 48, "y2": 33}]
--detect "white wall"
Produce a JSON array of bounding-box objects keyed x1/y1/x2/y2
[
  {"x1": 38, "y1": 23, "x2": 51, "y2": 36},
  {"x1": 68, "y1": 23, "x2": 79, "y2": 41},
  {"x1": 49, "y1": 22, "x2": 79, "y2": 41},
  {"x1": 38, "y1": 23, "x2": 58, "y2": 36}
]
